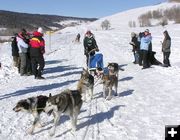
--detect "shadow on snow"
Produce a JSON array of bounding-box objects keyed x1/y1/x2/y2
[
  {"x1": 119, "y1": 76, "x2": 133, "y2": 82},
  {"x1": 77, "y1": 105, "x2": 125, "y2": 130},
  {"x1": 43, "y1": 65, "x2": 81, "y2": 75},
  {"x1": 119, "y1": 89, "x2": 134, "y2": 97},
  {"x1": 0, "y1": 80, "x2": 77, "y2": 100},
  {"x1": 45, "y1": 59, "x2": 68, "y2": 65}
]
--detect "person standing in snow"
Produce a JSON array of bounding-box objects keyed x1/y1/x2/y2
[
  {"x1": 76, "y1": 33, "x2": 81, "y2": 42},
  {"x1": 83, "y1": 30, "x2": 99, "y2": 66},
  {"x1": 162, "y1": 30, "x2": 171, "y2": 67},
  {"x1": 129, "y1": 32, "x2": 140, "y2": 64},
  {"x1": 29, "y1": 27, "x2": 45, "y2": 79},
  {"x1": 16, "y1": 30, "x2": 29, "y2": 76},
  {"x1": 11, "y1": 33, "x2": 19, "y2": 69},
  {"x1": 139, "y1": 29, "x2": 152, "y2": 69}
]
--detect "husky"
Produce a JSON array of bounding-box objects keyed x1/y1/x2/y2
[
  {"x1": 102, "y1": 74, "x2": 118, "y2": 100},
  {"x1": 107, "y1": 62, "x2": 119, "y2": 77},
  {"x1": 77, "y1": 68, "x2": 94, "y2": 101},
  {"x1": 13, "y1": 95, "x2": 48, "y2": 134},
  {"x1": 44, "y1": 89, "x2": 83, "y2": 136}
]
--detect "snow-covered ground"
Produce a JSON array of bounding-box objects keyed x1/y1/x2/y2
[{"x1": 1, "y1": 2, "x2": 180, "y2": 140}]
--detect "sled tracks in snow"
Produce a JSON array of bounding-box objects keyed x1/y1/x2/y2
[{"x1": 81, "y1": 98, "x2": 100, "y2": 140}]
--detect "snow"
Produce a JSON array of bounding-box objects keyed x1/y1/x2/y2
[
  {"x1": 1, "y1": 2, "x2": 180, "y2": 140},
  {"x1": 90, "y1": 2, "x2": 180, "y2": 29}
]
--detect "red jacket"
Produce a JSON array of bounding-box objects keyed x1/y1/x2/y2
[{"x1": 29, "y1": 31, "x2": 45, "y2": 56}]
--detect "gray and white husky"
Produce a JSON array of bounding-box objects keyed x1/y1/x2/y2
[
  {"x1": 77, "y1": 68, "x2": 94, "y2": 101},
  {"x1": 102, "y1": 74, "x2": 118, "y2": 100},
  {"x1": 107, "y1": 62, "x2": 119, "y2": 77},
  {"x1": 44, "y1": 90, "x2": 83, "y2": 136},
  {"x1": 13, "y1": 95, "x2": 48, "y2": 134},
  {"x1": 102, "y1": 63, "x2": 119, "y2": 100}
]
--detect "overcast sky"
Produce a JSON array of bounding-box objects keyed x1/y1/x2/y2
[{"x1": 0, "y1": 0, "x2": 167, "y2": 18}]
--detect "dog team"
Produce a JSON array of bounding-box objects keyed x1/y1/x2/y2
[{"x1": 13, "y1": 62, "x2": 120, "y2": 136}]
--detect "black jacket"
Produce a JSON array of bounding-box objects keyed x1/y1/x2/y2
[
  {"x1": 11, "y1": 37, "x2": 19, "y2": 57},
  {"x1": 83, "y1": 35, "x2": 98, "y2": 56}
]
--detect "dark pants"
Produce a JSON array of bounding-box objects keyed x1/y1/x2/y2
[
  {"x1": 141, "y1": 50, "x2": 149, "y2": 68},
  {"x1": 163, "y1": 52, "x2": 171, "y2": 67},
  {"x1": 31, "y1": 56, "x2": 45, "y2": 78},
  {"x1": 133, "y1": 51, "x2": 139, "y2": 64},
  {"x1": 139, "y1": 50, "x2": 143, "y2": 66},
  {"x1": 26, "y1": 53, "x2": 32, "y2": 74},
  {"x1": 85, "y1": 54, "x2": 89, "y2": 67},
  {"x1": 19, "y1": 53, "x2": 27, "y2": 75},
  {"x1": 85, "y1": 54, "x2": 95, "y2": 67}
]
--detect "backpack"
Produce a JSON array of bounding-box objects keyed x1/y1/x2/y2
[{"x1": 11, "y1": 37, "x2": 19, "y2": 57}]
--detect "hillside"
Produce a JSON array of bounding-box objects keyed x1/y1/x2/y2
[
  {"x1": 89, "y1": 2, "x2": 180, "y2": 29},
  {"x1": 0, "y1": 10, "x2": 97, "y2": 36}
]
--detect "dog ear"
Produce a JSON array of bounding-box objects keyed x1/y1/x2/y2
[
  {"x1": 82, "y1": 68, "x2": 87, "y2": 75},
  {"x1": 49, "y1": 93, "x2": 52, "y2": 97}
]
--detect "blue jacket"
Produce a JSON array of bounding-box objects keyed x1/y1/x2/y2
[{"x1": 140, "y1": 34, "x2": 152, "y2": 51}]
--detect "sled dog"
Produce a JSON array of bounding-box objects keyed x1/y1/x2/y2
[
  {"x1": 107, "y1": 62, "x2": 119, "y2": 77},
  {"x1": 13, "y1": 95, "x2": 48, "y2": 134},
  {"x1": 77, "y1": 68, "x2": 94, "y2": 101},
  {"x1": 102, "y1": 74, "x2": 118, "y2": 100},
  {"x1": 44, "y1": 90, "x2": 83, "y2": 136}
]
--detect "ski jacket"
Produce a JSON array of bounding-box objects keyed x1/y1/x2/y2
[
  {"x1": 16, "y1": 36, "x2": 28, "y2": 53},
  {"x1": 29, "y1": 31, "x2": 45, "y2": 57},
  {"x1": 83, "y1": 35, "x2": 98, "y2": 56},
  {"x1": 162, "y1": 39, "x2": 171, "y2": 53},
  {"x1": 130, "y1": 36, "x2": 140, "y2": 52},
  {"x1": 140, "y1": 33, "x2": 152, "y2": 51}
]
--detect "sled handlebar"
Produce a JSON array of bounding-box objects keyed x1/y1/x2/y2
[{"x1": 88, "y1": 48, "x2": 99, "y2": 55}]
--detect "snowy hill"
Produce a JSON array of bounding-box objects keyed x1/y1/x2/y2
[
  {"x1": 1, "y1": 2, "x2": 180, "y2": 140},
  {"x1": 89, "y1": 2, "x2": 180, "y2": 29}
]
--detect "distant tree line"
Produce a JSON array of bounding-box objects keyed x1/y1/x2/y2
[
  {"x1": 0, "y1": 10, "x2": 97, "y2": 36},
  {"x1": 168, "y1": 0, "x2": 180, "y2": 2},
  {"x1": 136, "y1": 6, "x2": 180, "y2": 27}
]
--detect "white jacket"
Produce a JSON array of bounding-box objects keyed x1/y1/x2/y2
[{"x1": 16, "y1": 36, "x2": 28, "y2": 53}]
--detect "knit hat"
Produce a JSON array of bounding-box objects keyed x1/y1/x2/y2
[
  {"x1": 38, "y1": 27, "x2": 43, "y2": 34},
  {"x1": 131, "y1": 32, "x2": 136, "y2": 37},
  {"x1": 86, "y1": 30, "x2": 92, "y2": 35},
  {"x1": 145, "y1": 29, "x2": 149, "y2": 33}
]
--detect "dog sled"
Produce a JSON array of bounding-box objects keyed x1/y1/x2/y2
[{"x1": 87, "y1": 49, "x2": 104, "y2": 76}]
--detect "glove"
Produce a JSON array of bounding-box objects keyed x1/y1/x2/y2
[
  {"x1": 96, "y1": 48, "x2": 99, "y2": 52},
  {"x1": 84, "y1": 50, "x2": 88, "y2": 55},
  {"x1": 40, "y1": 47, "x2": 45, "y2": 54},
  {"x1": 129, "y1": 42, "x2": 135, "y2": 46}
]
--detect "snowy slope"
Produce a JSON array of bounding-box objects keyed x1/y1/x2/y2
[
  {"x1": 89, "y1": 2, "x2": 180, "y2": 30},
  {"x1": 1, "y1": 2, "x2": 180, "y2": 140}
]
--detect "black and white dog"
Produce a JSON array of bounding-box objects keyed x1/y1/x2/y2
[{"x1": 13, "y1": 95, "x2": 48, "y2": 134}]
